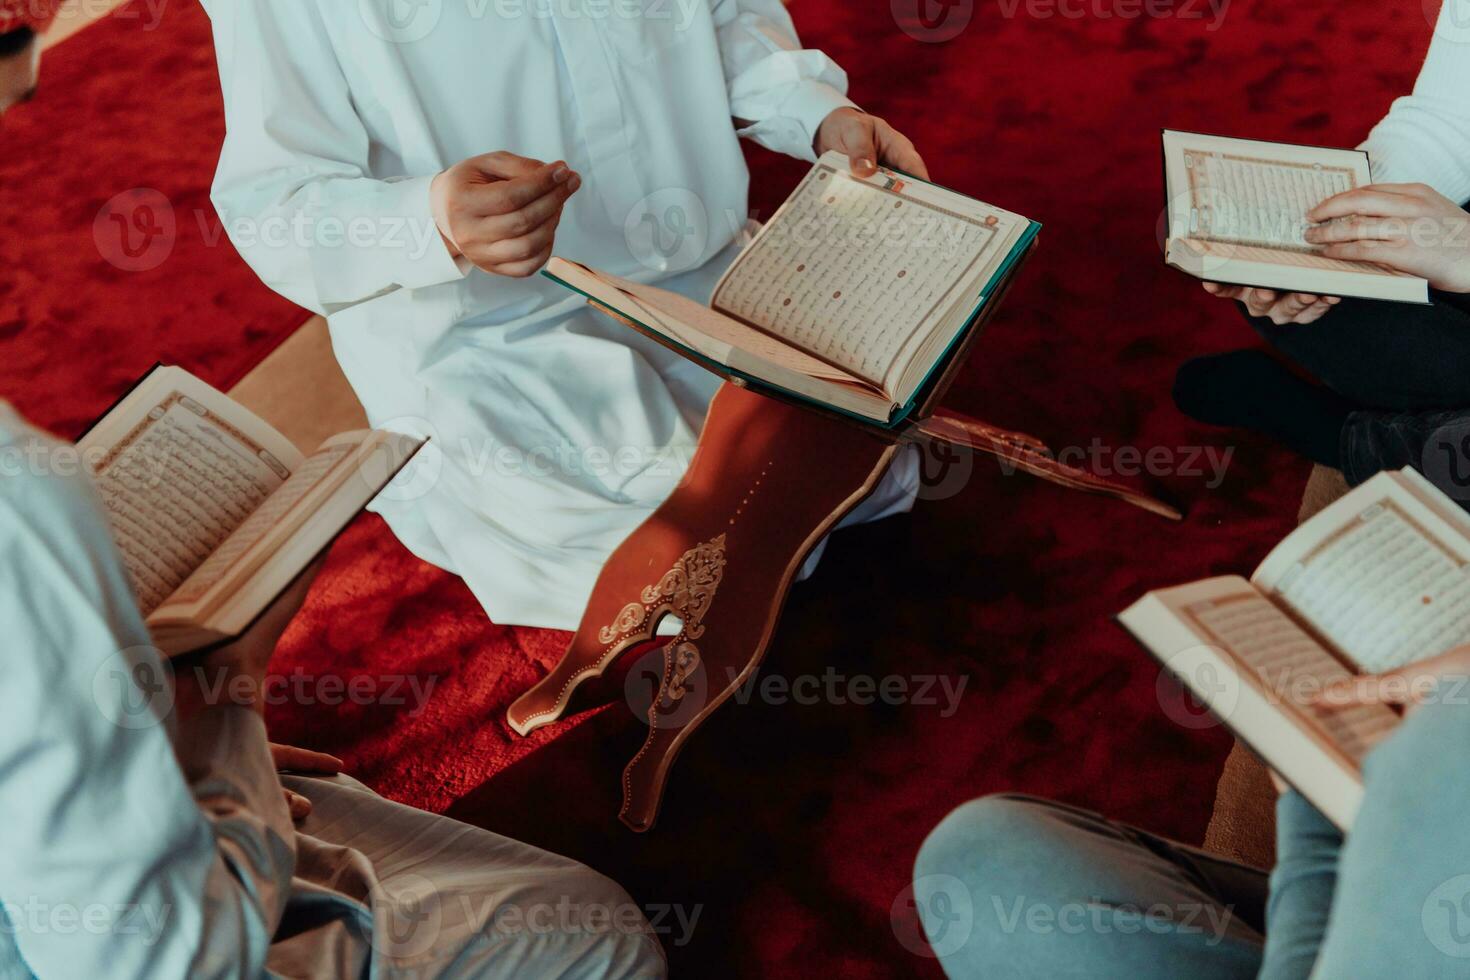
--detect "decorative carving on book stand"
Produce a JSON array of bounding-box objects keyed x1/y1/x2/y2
[{"x1": 598, "y1": 534, "x2": 727, "y2": 646}]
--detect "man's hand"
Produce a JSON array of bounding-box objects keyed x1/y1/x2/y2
[
  {"x1": 269, "y1": 743, "x2": 343, "y2": 821},
  {"x1": 269, "y1": 743, "x2": 343, "y2": 774},
  {"x1": 814, "y1": 107, "x2": 929, "y2": 180},
  {"x1": 1201, "y1": 282, "x2": 1340, "y2": 325},
  {"x1": 1264, "y1": 643, "x2": 1470, "y2": 795},
  {"x1": 1312, "y1": 644, "x2": 1470, "y2": 718},
  {"x1": 430, "y1": 152, "x2": 581, "y2": 277},
  {"x1": 1304, "y1": 182, "x2": 1470, "y2": 293}
]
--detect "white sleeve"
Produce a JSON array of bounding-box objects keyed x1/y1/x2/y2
[
  {"x1": 200, "y1": 0, "x2": 469, "y2": 316},
  {"x1": 0, "y1": 412, "x2": 295, "y2": 980},
  {"x1": 1360, "y1": 0, "x2": 1470, "y2": 204},
  {"x1": 710, "y1": 0, "x2": 858, "y2": 162}
]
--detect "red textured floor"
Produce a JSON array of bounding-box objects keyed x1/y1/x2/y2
[
  {"x1": 0, "y1": 2, "x2": 304, "y2": 436},
  {"x1": 3, "y1": 1, "x2": 1436, "y2": 976}
]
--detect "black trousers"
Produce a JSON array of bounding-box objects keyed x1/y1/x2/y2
[
  {"x1": 1167, "y1": 287, "x2": 1470, "y2": 496},
  {"x1": 1246, "y1": 289, "x2": 1470, "y2": 411}
]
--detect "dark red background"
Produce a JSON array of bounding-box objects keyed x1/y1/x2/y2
[{"x1": 0, "y1": 0, "x2": 1435, "y2": 975}]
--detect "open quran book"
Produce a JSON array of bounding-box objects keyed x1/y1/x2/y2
[
  {"x1": 1162, "y1": 131, "x2": 1429, "y2": 303},
  {"x1": 545, "y1": 151, "x2": 1040, "y2": 427},
  {"x1": 1119, "y1": 468, "x2": 1470, "y2": 830},
  {"x1": 77, "y1": 366, "x2": 423, "y2": 656}
]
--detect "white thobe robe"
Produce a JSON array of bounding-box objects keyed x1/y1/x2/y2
[{"x1": 200, "y1": 0, "x2": 918, "y2": 630}]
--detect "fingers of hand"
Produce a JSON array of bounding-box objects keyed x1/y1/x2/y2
[
  {"x1": 874, "y1": 118, "x2": 929, "y2": 179},
  {"x1": 482, "y1": 175, "x2": 576, "y2": 240},
  {"x1": 1321, "y1": 240, "x2": 1405, "y2": 263},
  {"x1": 1314, "y1": 672, "x2": 1419, "y2": 709},
  {"x1": 1315, "y1": 646, "x2": 1470, "y2": 710},
  {"x1": 1267, "y1": 292, "x2": 1319, "y2": 324},
  {"x1": 1240, "y1": 287, "x2": 1278, "y2": 317},
  {"x1": 1209, "y1": 283, "x2": 1336, "y2": 321},
  {"x1": 475, "y1": 162, "x2": 577, "y2": 215},
  {"x1": 836, "y1": 115, "x2": 880, "y2": 176},
  {"x1": 1296, "y1": 297, "x2": 1336, "y2": 324},
  {"x1": 1305, "y1": 216, "x2": 1408, "y2": 246},
  {"x1": 283, "y1": 789, "x2": 313, "y2": 822},
  {"x1": 1308, "y1": 186, "x2": 1424, "y2": 222},
  {"x1": 469, "y1": 150, "x2": 549, "y2": 181},
  {"x1": 1364, "y1": 182, "x2": 1438, "y2": 196},
  {"x1": 269, "y1": 742, "x2": 345, "y2": 774},
  {"x1": 458, "y1": 172, "x2": 578, "y2": 275},
  {"x1": 486, "y1": 244, "x2": 555, "y2": 278},
  {"x1": 479, "y1": 218, "x2": 560, "y2": 267}
]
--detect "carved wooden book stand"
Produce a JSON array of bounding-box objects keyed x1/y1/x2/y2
[
  {"x1": 508, "y1": 380, "x2": 1176, "y2": 831},
  {"x1": 508, "y1": 383, "x2": 898, "y2": 830}
]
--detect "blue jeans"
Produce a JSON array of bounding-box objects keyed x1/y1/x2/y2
[{"x1": 913, "y1": 698, "x2": 1470, "y2": 979}]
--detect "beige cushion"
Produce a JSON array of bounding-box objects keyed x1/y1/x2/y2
[
  {"x1": 227, "y1": 316, "x2": 367, "y2": 453},
  {"x1": 1296, "y1": 466, "x2": 1351, "y2": 524},
  {"x1": 1201, "y1": 464, "x2": 1350, "y2": 868}
]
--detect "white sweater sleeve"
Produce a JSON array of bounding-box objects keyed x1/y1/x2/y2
[
  {"x1": 200, "y1": 0, "x2": 469, "y2": 316},
  {"x1": 711, "y1": 0, "x2": 858, "y2": 162},
  {"x1": 1360, "y1": 0, "x2": 1470, "y2": 204}
]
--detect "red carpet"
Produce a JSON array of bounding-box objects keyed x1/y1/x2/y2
[
  {"x1": 0, "y1": 0, "x2": 304, "y2": 438},
  {"x1": 6, "y1": 1, "x2": 1437, "y2": 976}
]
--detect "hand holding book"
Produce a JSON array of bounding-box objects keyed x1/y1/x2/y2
[
  {"x1": 1162, "y1": 131, "x2": 1431, "y2": 304},
  {"x1": 545, "y1": 151, "x2": 1041, "y2": 426},
  {"x1": 1314, "y1": 643, "x2": 1470, "y2": 717},
  {"x1": 814, "y1": 107, "x2": 930, "y2": 180},
  {"x1": 1304, "y1": 182, "x2": 1470, "y2": 293},
  {"x1": 1119, "y1": 467, "x2": 1470, "y2": 830},
  {"x1": 1261, "y1": 641, "x2": 1470, "y2": 802},
  {"x1": 78, "y1": 366, "x2": 426, "y2": 656},
  {"x1": 1201, "y1": 182, "x2": 1470, "y2": 324}
]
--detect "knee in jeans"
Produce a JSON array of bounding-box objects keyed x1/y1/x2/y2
[
  {"x1": 917, "y1": 794, "x2": 1072, "y2": 883},
  {"x1": 913, "y1": 795, "x2": 1134, "y2": 974},
  {"x1": 916, "y1": 796, "x2": 1082, "y2": 929}
]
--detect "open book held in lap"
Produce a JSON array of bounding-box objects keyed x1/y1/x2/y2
[
  {"x1": 545, "y1": 151, "x2": 1042, "y2": 428},
  {"x1": 77, "y1": 366, "x2": 424, "y2": 655},
  {"x1": 1162, "y1": 130, "x2": 1430, "y2": 303},
  {"x1": 1120, "y1": 468, "x2": 1470, "y2": 830}
]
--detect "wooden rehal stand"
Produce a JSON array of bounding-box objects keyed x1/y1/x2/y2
[{"x1": 507, "y1": 381, "x2": 1176, "y2": 831}]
